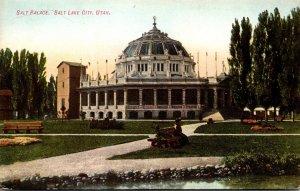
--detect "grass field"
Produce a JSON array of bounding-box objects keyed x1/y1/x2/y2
[
  {"x1": 0, "y1": 120, "x2": 197, "y2": 134},
  {"x1": 0, "y1": 135, "x2": 147, "y2": 165},
  {"x1": 194, "y1": 121, "x2": 300, "y2": 134},
  {"x1": 110, "y1": 136, "x2": 300, "y2": 160}
]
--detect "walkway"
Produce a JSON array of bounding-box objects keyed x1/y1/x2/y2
[
  {"x1": 1, "y1": 121, "x2": 299, "y2": 182},
  {"x1": 0, "y1": 123, "x2": 222, "y2": 182}
]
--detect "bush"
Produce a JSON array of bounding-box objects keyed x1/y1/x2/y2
[
  {"x1": 106, "y1": 170, "x2": 119, "y2": 182},
  {"x1": 224, "y1": 152, "x2": 300, "y2": 175},
  {"x1": 89, "y1": 119, "x2": 124, "y2": 130}
]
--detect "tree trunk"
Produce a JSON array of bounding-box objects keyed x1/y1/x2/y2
[
  {"x1": 292, "y1": 110, "x2": 295, "y2": 122},
  {"x1": 273, "y1": 107, "x2": 276, "y2": 121}
]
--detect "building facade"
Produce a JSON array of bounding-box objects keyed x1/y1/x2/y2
[
  {"x1": 57, "y1": 61, "x2": 86, "y2": 119},
  {"x1": 77, "y1": 19, "x2": 232, "y2": 119}
]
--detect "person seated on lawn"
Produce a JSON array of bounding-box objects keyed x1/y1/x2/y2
[
  {"x1": 173, "y1": 117, "x2": 189, "y2": 145},
  {"x1": 173, "y1": 117, "x2": 182, "y2": 136}
]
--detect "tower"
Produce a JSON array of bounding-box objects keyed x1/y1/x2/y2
[{"x1": 57, "y1": 61, "x2": 86, "y2": 119}]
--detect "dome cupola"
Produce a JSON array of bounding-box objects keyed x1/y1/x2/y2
[{"x1": 115, "y1": 17, "x2": 196, "y2": 79}]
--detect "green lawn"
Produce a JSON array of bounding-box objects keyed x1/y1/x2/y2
[
  {"x1": 0, "y1": 120, "x2": 197, "y2": 134},
  {"x1": 194, "y1": 121, "x2": 300, "y2": 134},
  {"x1": 110, "y1": 136, "x2": 300, "y2": 159},
  {"x1": 0, "y1": 135, "x2": 146, "y2": 165}
]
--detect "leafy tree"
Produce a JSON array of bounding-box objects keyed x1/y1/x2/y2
[
  {"x1": 1, "y1": 48, "x2": 55, "y2": 118},
  {"x1": 45, "y1": 75, "x2": 57, "y2": 117},
  {"x1": 279, "y1": 8, "x2": 300, "y2": 121},
  {"x1": 37, "y1": 53, "x2": 47, "y2": 117},
  {"x1": 267, "y1": 8, "x2": 283, "y2": 120},
  {"x1": 0, "y1": 48, "x2": 13, "y2": 90},
  {"x1": 228, "y1": 19, "x2": 243, "y2": 110},
  {"x1": 228, "y1": 17, "x2": 254, "y2": 116},
  {"x1": 252, "y1": 10, "x2": 272, "y2": 121}
]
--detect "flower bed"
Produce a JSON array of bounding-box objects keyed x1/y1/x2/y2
[{"x1": 0, "y1": 137, "x2": 42, "y2": 147}]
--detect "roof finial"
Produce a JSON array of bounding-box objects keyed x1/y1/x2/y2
[{"x1": 153, "y1": 16, "x2": 157, "y2": 29}]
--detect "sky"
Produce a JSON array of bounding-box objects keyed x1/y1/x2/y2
[{"x1": 0, "y1": 0, "x2": 299, "y2": 80}]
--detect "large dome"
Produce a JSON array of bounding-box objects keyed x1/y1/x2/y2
[
  {"x1": 115, "y1": 17, "x2": 196, "y2": 79},
  {"x1": 122, "y1": 18, "x2": 190, "y2": 58}
]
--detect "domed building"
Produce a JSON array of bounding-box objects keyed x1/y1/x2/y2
[{"x1": 77, "y1": 18, "x2": 232, "y2": 119}]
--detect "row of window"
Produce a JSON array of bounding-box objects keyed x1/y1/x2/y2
[
  {"x1": 170, "y1": 63, "x2": 179, "y2": 72},
  {"x1": 154, "y1": 63, "x2": 164, "y2": 72},
  {"x1": 125, "y1": 63, "x2": 191, "y2": 73},
  {"x1": 137, "y1": 63, "x2": 148, "y2": 72},
  {"x1": 185, "y1": 65, "x2": 190, "y2": 73},
  {"x1": 127, "y1": 64, "x2": 133, "y2": 72},
  {"x1": 124, "y1": 42, "x2": 189, "y2": 57}
]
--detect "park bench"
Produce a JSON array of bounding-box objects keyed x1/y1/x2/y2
[{"x1": 2, "y1": 121, "x2": 43, "y2": 134}]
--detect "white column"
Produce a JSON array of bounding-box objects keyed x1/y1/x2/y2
[
  {"x1": 213, "y1": 88, "x2": 218, "y2": 109},
  {"x1": 197, "y1": 89, "x2": 201, "y2": 108},
  {"x1": 114, "y1": 90, "x2": 117, "y2": 109},
  {"x1": 124, "y1": 89, "x2": 127, "y2": 119},
  {"x1": 87, "y1": 92, "x2": 90, "y2": 108},
  {"x1": 124, "y1": 89, "x2": 127, "y2": 106},
  {"x1": 79, "y1": 92, "x2": 82, "y2": 114},
  {"x1": 154, "y1": 89, "x2": 157, "y2": 108},
  {"x1": 182, "y1": 89, "x2": 186, "y2": 106},
  {"x1": 168, "y1": 89, "x2": 171, "y2": 108},
  {"x1": 104, "y1": 90, "x2": 108, "y2": 109},
  {"x1": 96, "y1": 92, "x2": 99, "y2": 108},
  {"x1": 139, "y1": 89, "x2": 143, "y2": 106}
]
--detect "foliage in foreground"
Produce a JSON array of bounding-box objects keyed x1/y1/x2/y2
[{"x1": 225, "y1": 152, "x2": 300, "y2": 175}]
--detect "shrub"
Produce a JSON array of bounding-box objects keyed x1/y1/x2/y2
[
  {"x1": 106, "y1": 170, "x2": 119, "y2": 182},
  {"x1": 89, "y1": 120, "x2": 124, "y2": 129},
  {"x1": 224, "y1": 152, "x2": 300, "y2": 175}
]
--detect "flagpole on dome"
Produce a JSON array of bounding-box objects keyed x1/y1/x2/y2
[
  {"x1": 106, "y1": 59, "x2": 108, "y2": 82},
  {"x1": 205, "y1": 52, "x2": 208, "y2": 78},
  {"x1": 215, "y1": 51, "x2": 217, "y2": 78},
  {"x1": 197, "y1": 51, "x2": 200, "y2": 80},
  {"x1": 97, "y1": 61, "x2": 99, "y2": 81}
]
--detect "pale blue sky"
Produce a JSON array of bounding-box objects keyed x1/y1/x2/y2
[{"x1": 0, "y1": 0, "x2": 299, "y2": 79}]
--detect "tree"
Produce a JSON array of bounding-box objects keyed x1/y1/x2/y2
[
  {"x1": 228, "y1": 17, "x2": 253, "y2": 116},
  {"x1": 0, "y1": 48, "x2": 13, "y2": 90},
  {"x1": 279, "y1": 8, "x2": 300, "y2": 121},
  {"x1": 228, "y1": 19, "x2": 243, "y2": 109},
  {"x1": 240, "y1": 17, "x2": 255, "y2": 116},
  {"x1": 253, "y1": 10, "x2": 272, "y2": 121},
  {"x1": 12, "y1": 50, "x2": 20, "y2": 116},
  {"x1": 36, "y1": 53, "x2": 47, "y2": 117},
  {"x1": 267, "y1": 8, "x2": 283, "y2": 120},
  {"x1": 45, "y1": 75, "x2": 57, "y2": 118}
]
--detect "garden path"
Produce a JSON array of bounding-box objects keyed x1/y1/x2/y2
[
  {"x1": 0, "y1": 122, "x2": 222, "y2": 182},
  {"x1": 1, "y1": 121, "x2": 299, "y2": 182}
]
